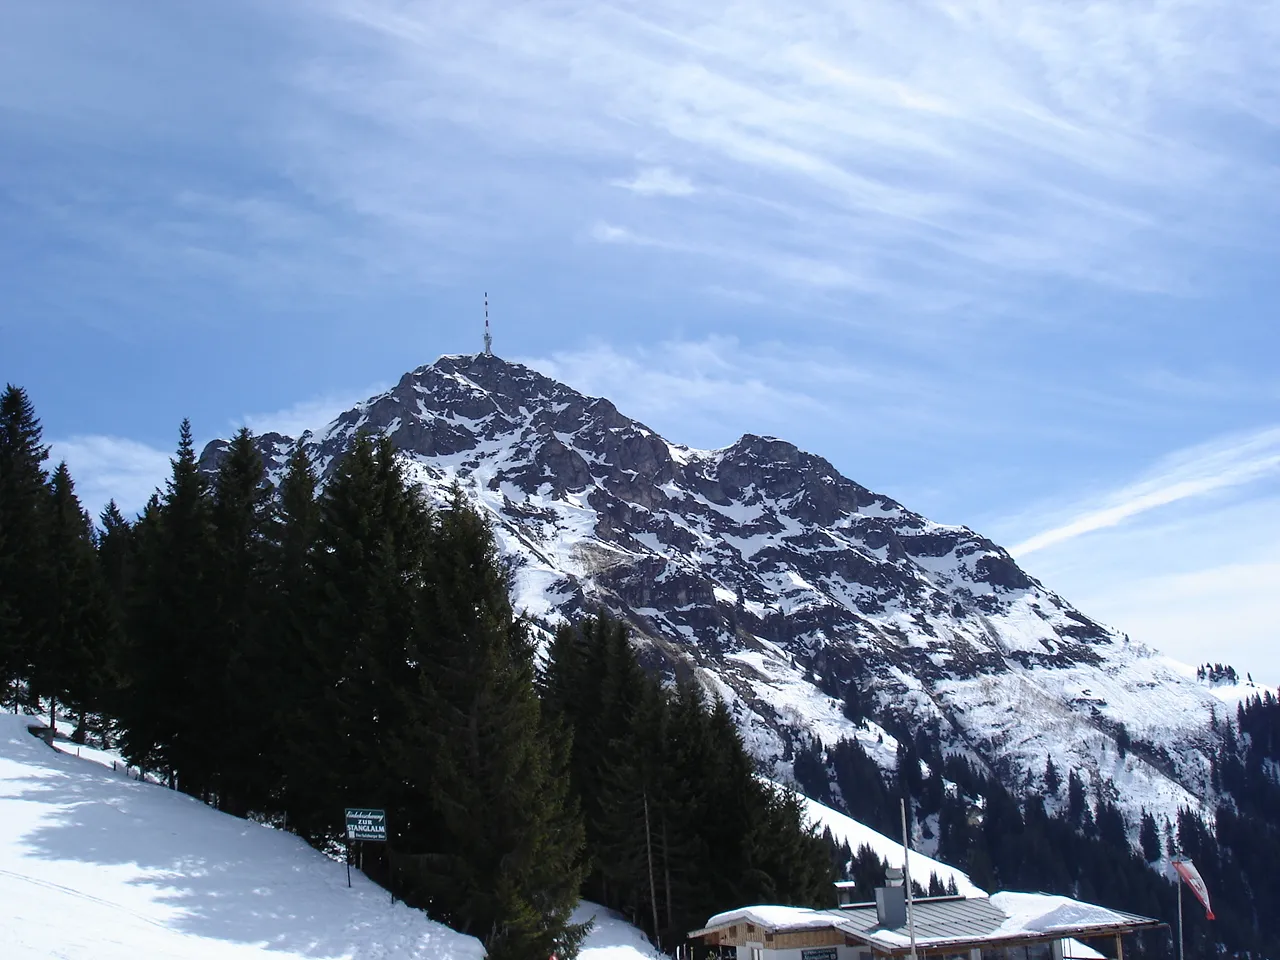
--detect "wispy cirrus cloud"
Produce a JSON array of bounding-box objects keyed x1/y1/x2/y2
[
  {"x1": 587, "y1": 220, "x2": 865, "y2": 292},
  {"x1": 1011, "y1": 426, "x2": 1280, "y2": 556},
  {"x1": 9, "y1": 0, "x2": 1280, "y2": 315},
  {"x1": 521, "y1": 334, "x2": 977, "y2": 465},
  {"x1": 1013, "y1": 487, "x2": 1280, "y2": 684},
  {"x1": 611, "y1": 167, "x2": 696, "y2": 197},
  {"x1": 287, "y1": 0, "x2": 1280, "y2": 304},
  {"x1": 527, "y1": 337, "x2": 833, "y2": 446}
]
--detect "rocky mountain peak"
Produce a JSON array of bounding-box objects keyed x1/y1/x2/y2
[{"x1": 198, "y1": 353, "x2": 1229, "y2": 841}]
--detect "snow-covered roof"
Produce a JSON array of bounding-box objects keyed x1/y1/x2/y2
[
  {"x1": 692, "y1": 892, "x2": 1161, "y2": 952},
  {"x1": 987, "y1": 892, "x2": 1140, "y2": 936},
  {"x1": 700, "y1": 906, "x2": 840, "y2": 933}
]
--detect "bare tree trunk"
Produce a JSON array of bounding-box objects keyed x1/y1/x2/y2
[
  {"x1": 662, "y1": 815, "x2": 674, "y2": 934},
  {"x1": 643, "y1": 787, "x2": 661, "y2": 952}
]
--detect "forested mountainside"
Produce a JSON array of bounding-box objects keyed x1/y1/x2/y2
[
  {"x1": 194, "y1": 352, "x2": 1280, "y2": 957},
  {"x1": 201, "y1": 355, "x2": 1229, "y2": 832},
  {"x1": 0, "y1": 384, "x2": 833, "y2": 960},
  {"x1": 6, "y1": 355, "x2": 1280, "y2": 958}
]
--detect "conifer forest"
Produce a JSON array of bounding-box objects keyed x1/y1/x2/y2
[
  {"x1": 6, "y1": 381, "x2": 1280, "y2": 960},
  {"x1": 0, "y1": 384, "x2": 832, "y2": 960}
]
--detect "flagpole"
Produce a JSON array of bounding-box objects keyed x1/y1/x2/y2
[
  {"x1": 901, "y1": 798, "x2": 918, "y2": 960},
  {"x1": 1177, "y1": 874, "x2": 1183, "y2": 960}
]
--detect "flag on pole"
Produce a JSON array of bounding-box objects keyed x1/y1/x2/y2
[{"x1": 1173, "y1": 858, "x2": 1215, "y2": 920}]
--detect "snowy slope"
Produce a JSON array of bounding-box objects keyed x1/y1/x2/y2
[
  {"x1": 573, "y1": 902, "x2": 664, "y2": 960},
  {"x1": 0, "y1": 712, "x2": 484, "y2": 960},
  {"x1": 794, "y1": 793, "x2": 983, "y2": 898},
  {"x1": 198, "y1": 354, "x2": 1265, "y2": 848},
  {"x1": 1, "y1": 713, "x2": 674, "y2": 960}
]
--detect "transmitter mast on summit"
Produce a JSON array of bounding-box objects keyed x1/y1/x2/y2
[{"x1": 483, "y1": 292, "x2": 493, "y2": 356}]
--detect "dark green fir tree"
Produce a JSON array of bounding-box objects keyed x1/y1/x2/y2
[
  {"x1": 0, "y1": 385, "x2": 51, "y2": 709},
  {"x1": 287, "y1": 434, "x2": 430, "y2": 841},
  {"x1": 262, "y1": 441, "x2": 321, "y2": 820},
  {"x1": 35, "y1": 462, "x2": 119, "y2": 740},
  {"x1": 405, "y1": 489, "x2": 588, "y2": 960},
  {"x1": 205, "y1": 427, "x2": 272, "y2": 814},
  {"x1": 119, "y1": 419, "x2": 214, "y2": 790}
]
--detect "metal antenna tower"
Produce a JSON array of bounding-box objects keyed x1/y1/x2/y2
[{"x1": 483, "y1": 292, "x2": 493, "y2": 356}]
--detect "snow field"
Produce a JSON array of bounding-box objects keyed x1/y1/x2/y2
[
  {"x1": 0, "y1": 712, "x2": 660, "y2": 960},
  {"x1": 794, "y1": 792, "x2": 984, "y2": 898}
]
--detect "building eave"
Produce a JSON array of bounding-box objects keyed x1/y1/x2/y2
[{"x1": 851, "y1": 920, "x2": 1168, "y2": 956}]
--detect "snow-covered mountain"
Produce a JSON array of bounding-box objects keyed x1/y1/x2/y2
[{"x1": 200, "y1": 354, "x2": 1247, "y2": 842}]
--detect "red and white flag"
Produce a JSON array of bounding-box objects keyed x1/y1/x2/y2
[{"x1": 1173, "y1": 858, "x2": 1215, "y2": 920}]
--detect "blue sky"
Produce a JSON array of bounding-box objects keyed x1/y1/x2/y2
[{"x1": 5, "y1": 0, "x2": 1280, "y2": 680}]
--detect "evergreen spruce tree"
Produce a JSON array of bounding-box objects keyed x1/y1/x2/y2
[
  {"x1": 97, "y1": 502, "x2": 135, "y2": 617},
  {"x1": 206, "y1": 428, "x2": 272, "y2": 814},
  {"x1": 647, "y1": 687, "x2": 702, "y2": 947},
  {"x1": 1067, "y1": 769, "x2": 1087, "y2": 828},
  {"x1": 289, "y1": 434, "x2": 429, "y2": 840},
  {"x1": 745, "y1": 783, "x2": 836, "y2": 908},
  {"x1": 1044, "y1": 757, "x2": 1061, "y2": 795},
  {"x1": 660, "y1": 679, "x2": 720, "y2": 930},
  {"x1": 543, "y1": 612, "x2": 833, "y2": 946},
  {"x1": 96, "y1": 500, "x2": 135, "y2": 728},
  {"x1": 263, "y1": 442, "x2": 321, "y2": 821},
  {"x1": 845, "y1": 844, "x2": 888, "y2": 899},
  {"x1": 119, "y1": 419, "x2": 214, "y2": 790},
  {"x1": 34, "y1": 462, "x2": 118, "y2": 740},
  {"x1": 544, "y1": 614, "x2": 696, "y2": 941},
  {"x1": 594, "y1": 674, "x2": 671, "y2": 942},
  {"x1": 1139, "y1": 811, "x2": 1161, "y2": 863},
  {"x1": 405, "y1": 489, "x2": 587, "y2": 960},
  {"x1": 829, "y1": 737, "x2": 895, "y2": 835},
  {"x1": 0, "y1": 385, "x2": 51, "y2": 709},
  {"x1": 842, "y1": 680, "x2": 866, "y2": 725}
]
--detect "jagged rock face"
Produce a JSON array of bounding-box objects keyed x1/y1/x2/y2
[{"x1": 200, "y1": 354, "x2": 1231, "y2": 842}]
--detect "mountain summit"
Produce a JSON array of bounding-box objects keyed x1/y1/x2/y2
[{"x1": 201, "y1": 353, "x2": 1230, "y2": 839}]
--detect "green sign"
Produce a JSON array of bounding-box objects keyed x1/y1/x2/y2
[
  {"x1": 801, "y1": 950, "x2": 837, "y2": 960},
  {"x1": 345, "y1": 807, "x2": 387, "y2": 842}
]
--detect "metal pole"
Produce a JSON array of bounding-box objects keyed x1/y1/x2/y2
[
  {"x1": 643, "y1": 788, "x2": 662, "y2": 953},
  {"x1": 1177, "y1": 874, "x2": 1184, "y2": 960},
  {"x1": 901, "y1": 798, "x2": 918, "y2": 960}
]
